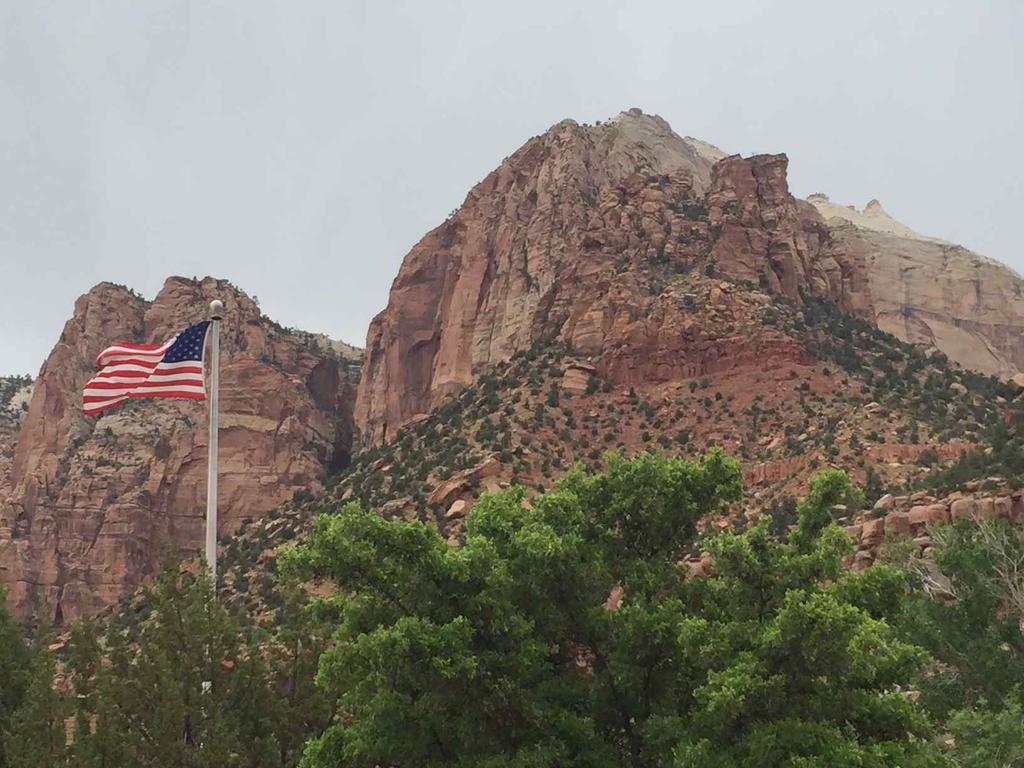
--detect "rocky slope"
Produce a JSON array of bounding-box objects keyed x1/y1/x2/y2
[
  {"x1": 221, "y1": 291, "x2": 1024, "y2": 619},
  {"x1": 0, "y1": 375, "x2": 33, "y2": 429},
  {"x1": 358, "y1": 109, "x2": 1024, "y2": 451},
  {"x1": 9, "y1": 109, "x2": 1024, "y2": 624},
  {"x1": 0, "y1": 277, "x2": 360, "y2": 622},
  {"x1": 0, "y1": 376, "x2": 32, "y2": 520},
  {"x1": 219, "y1": 115, "x2": 1024, "y2": 616},
  {"x1": 356, "y1": 109, "x2": 872, "y2": 446},
  {"x1": 808, "y1": 195, "x2": 1024, "y2": 380},
  {"x1": 325, "y1": 110, "x2": 1022, "y2": 595}
]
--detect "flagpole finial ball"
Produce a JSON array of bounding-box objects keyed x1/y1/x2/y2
[{"x1": 209, "y1": 300, "x2": 224, "y2": 320}]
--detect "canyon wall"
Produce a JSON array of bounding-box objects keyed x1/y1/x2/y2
[
  {"x1": 809, "y1": 195, "x2": 1024, "y2": 380},
  {"x1": 355, "y1": 110, "x2": 867, "y2": 445},
  {"x1": 0, "y1": 276, "x2": 358, "y2": 621}
]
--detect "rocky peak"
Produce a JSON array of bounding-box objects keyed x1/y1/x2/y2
[
  {"x1": 1, "y1": 276, "x2": 360, "y2": 622},
  {"x1": 806, "y1": 193, "x2": 944, "y2": 243},
  {"x1": 354, "y1": 110, "x2": 869, "y2": 446},
  {"x1": 681, "y1": 135, "x2": 729, "y2": 164},
  {"x1": 807, "y1": 192, "x2": 1024, "y2": 378},
  {"x1": 356, "y1": 106, "x2": 1024, "y2": 450}
]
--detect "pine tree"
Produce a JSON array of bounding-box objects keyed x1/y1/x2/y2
[
  {"x1": 0, "y1": 586, "x2": 33, "y2": 768},
  {"x1": 64, "y1": 618, "x2": 125, "y2": 768},
  {"x1": 62, "y1": 556, "x2": 325, "y2": 768},
  {"x1": 262, "y1": 580, "x2": 333, "y2": 767},
  {"x1": 4, "y1": 641, "x2": 69, "y2": 768},
  {"x1": 87, "y1": 559, "x2": 246, "y2": 767}
]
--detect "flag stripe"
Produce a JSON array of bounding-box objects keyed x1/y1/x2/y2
[
  {"x1": 83, "y1": 388, "x2": 206, "y2": 400},
  {"x1": 83, "y1": 397, "x2": 127, "y2": 415},
  {"x1": 97, "y1": 356, "x2": 163, "y2": 367},
  {"x1": 84, "y1": 391, "x2": 205, "y2": 405},
  {"x1": 96, "y1": 343, "x2": 171, "y2": 366},
  {"x1": 82, "y1": 390, "x2": 206, "y2": 416},
  {"x1": 85, "y1": 388, "x2": 205, "y2": 400},
  {"x1": 89, "y1": 370, "x2": 203, "y2": 386},
  {"x1": 84, "y1": 384, "x2": 206, "y2": 397},
  {"x1": 94, "y1": 361, "x2": 203, "y2": 377}
]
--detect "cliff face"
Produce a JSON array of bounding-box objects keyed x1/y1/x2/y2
[
  {"x1": 808, "y1": 195, "x2": 1024, "y2": 380},
  {"x1": 0, "y1": 277, "x2": 359, "y2": 621},
  {"x1": 0, "y1": 376, "x2": 32, "y2": 517},
  {"x1": 355, "y1": 110, "x2": 869, "y2": 445},
  {"x1": 217, "y1": 110, "x2": 1024, "y2": 622}
]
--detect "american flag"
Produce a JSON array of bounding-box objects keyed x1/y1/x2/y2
[{"x1": 83, "y1": 321, "x2": 211, "y2": 416}]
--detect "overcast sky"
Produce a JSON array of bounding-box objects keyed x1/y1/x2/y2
[{"x1": 1, "y1": 1, "x2": 1021, "y2": 375}]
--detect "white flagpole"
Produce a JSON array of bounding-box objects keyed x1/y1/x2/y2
[{"x1": 205, "y1": 299, "x2": 223, "y2": 585}]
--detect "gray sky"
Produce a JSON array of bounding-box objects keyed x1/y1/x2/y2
[{"x1": 2, "y1": 1, "x2": 1021, "y2": 375}]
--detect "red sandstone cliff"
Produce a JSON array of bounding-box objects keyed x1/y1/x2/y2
[
  {"x1": 354, "y1": 110, "x2": 870, "y2": 445},
  {"x1": 0, "y1": 277, "x2": 358, "y2": 621}
]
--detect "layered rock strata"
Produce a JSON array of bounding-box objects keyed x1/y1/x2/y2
[
  {"x1": 356, "y1": 110, "x2": 869, "y2": 445},
  {"x1": 808, "y1": 194, "x2": 1024, "y2": 379},
  {"x1": 0, "y1": 277, "x2": 358, "y2": 621}
]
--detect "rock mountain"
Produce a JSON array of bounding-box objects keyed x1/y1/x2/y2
[
  {"x1": 357, "y1": 108, "x2": 1022, "y2": 445},
  {"x1": 3, "y1": 108, "x2": 1023, "y2": 621},
  {"x1": 806, "y1": 193, "x2": 1024, "y2": 380},
  {"x1": 223, "y1": 109, "x2": 1019, "y2": 609},
  {"x1": 0, "y1": 277, "x2": 359, "y2": 621}
]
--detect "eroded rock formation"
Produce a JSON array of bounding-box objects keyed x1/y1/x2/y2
[
  {"x1": 355, "y1": 110, "x2": 871, "y2": 445},
  {"x1": 0, "y1": 277, "x2": 359, "y2": 621},
  {"x1": 808, "y1": 194, "x2": 1024, "y2": 379}
]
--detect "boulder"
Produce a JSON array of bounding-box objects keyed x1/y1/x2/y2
[
  {"x1": 885, "y1": 510, "x2": 912, "y2": 537},
  {"x1": 428, "y1": 458, "x2": 502, "y2": 509},
  {"x1": 873, "y1": 493, "x2": 894, "y2": 512},
  {"x1": 445, "y1": 499, "x2": 468, "y2": 519},
  {"x1": 950, "y1": 498, "x2": 978, "y2": 520},
  {"x1": 853, "y1": 550, "x2": 874, "y2": 571},
  {"x1": 561, "y1": 363, "x2": 597, "y2": 394},
  {"x1": 994, "y1": 496, "x2": 1013, "y2": 520},
  {"x1": 909, "y1": 503, "x2": 948, "y2": 528},
  {"x1": 861, "y1": 517, "x2": 886, "y2": 546}
]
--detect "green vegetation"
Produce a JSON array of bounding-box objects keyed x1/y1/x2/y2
[
  {"x1": 0, "y1": 561, "x2": 330, "y2": 768},
  {"x1": 6, "y1": 453, "x2": 1024, "y2": 765},
  {"x1": 0, "y1": 586, "x2": 33, "y2": 768},
  {"x1": 798, "y1": 298, "x2": 1022, "y2": 461},
  {"x1": 892, "y1": 515, "x2": 1024, "y2": 766},
  {"x1": 918, "y1": 421, "x2": 1024, "y2": 493},
  {"x1": 283, "y1": 455, "x2": 945, "y2": 766}
]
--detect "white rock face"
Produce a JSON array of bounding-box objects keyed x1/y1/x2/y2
[
  {"x1": 8, "y1": 385, "x2": 32, "y2": 425},
  {"x1": 808, "y1": 194, "x2": 1024, "y2": 378},
  {"x1": 807, "y1": 194, "x2": 947, "y2": 244},
  {"x1": 681, "y1": 135, "x2": 729, "y2": 164}
]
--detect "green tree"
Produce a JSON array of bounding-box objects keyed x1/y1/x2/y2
[
  {"x1": 68, "y1": 561, "x2": 246, "y2": 768},
  {"x1": 264, "y1": 580, "x2": 335, "y2": 767},
  {"x1": 65, "y1": 557, "x2": 326, "y2": 768},
  {"x1": 285, "y1": 454, "x2": 946, "y2": 767},
  {"x1": 0, "y1": 586, "x2": 33, "y2": 768},
  {"x1": 4, "y1": 640, "x2": 68, "y2": 768},
  {"x1": 64, "y1": 618, "x2": 122, "y2": 768},
  {"x1": 671, "y1": 470, "x2": 938, "y2": 767},
  {"x1": 944, "y1": 695, "x2": 1024, "y2": 768},
  {"x1": 895, "y1": 515, "x2": 1024, "y2": 765}
]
